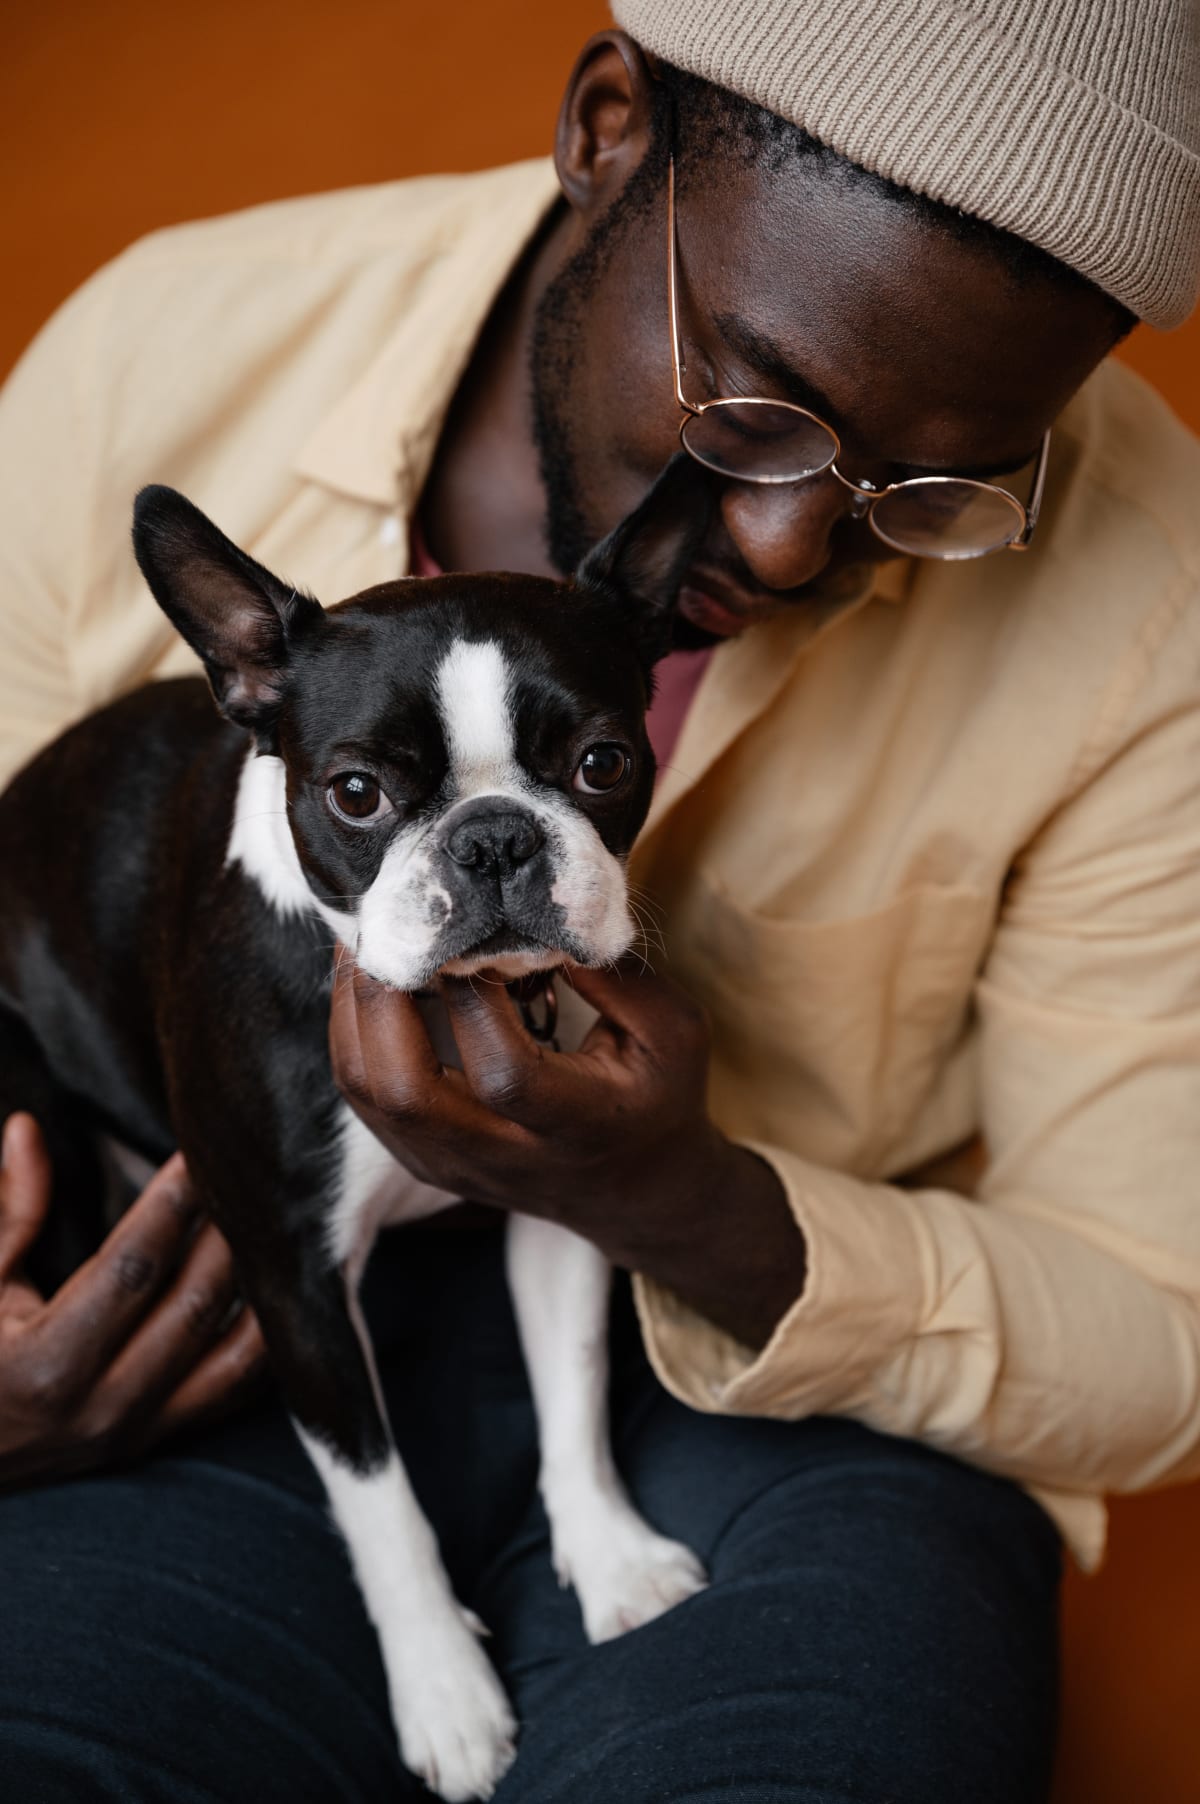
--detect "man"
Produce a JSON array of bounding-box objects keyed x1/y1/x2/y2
[{"x1": 1, "y1": 3, "x2": 1198, "y2": 1799}]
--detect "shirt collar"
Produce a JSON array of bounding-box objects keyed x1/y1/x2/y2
[{"x1": 293, "y1": 158, "x2": 562, "y2": 513}]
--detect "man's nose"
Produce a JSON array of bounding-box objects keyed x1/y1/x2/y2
[{"x1": 719, "y1": 473, "x2": 850, "y2": 591}]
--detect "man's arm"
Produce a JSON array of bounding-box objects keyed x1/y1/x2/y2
[
  {"x1": 629, "y1": 616, "x2": 1200, "y2": 1501},
  {"x1": 0, "y1": 274, "x2": 273, "y2": 1474},
  {"x1": 0, "y1": 274, "x2": 114, "y2": 785},
  {"x1": 329, "y1": 952, "x2": 805, "y2": 1345}
]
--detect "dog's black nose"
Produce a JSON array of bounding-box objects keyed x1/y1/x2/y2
[{"x1": 445, "y1": 808, "x2": 545, "y2": 878}]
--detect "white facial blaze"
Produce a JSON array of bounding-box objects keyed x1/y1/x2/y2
[
  {"x1": 435, "y1": 639, "x2": 520, "y2": 797},
  {"x1": 355, "y1": 637, "x2": 538, "y2": 987}
]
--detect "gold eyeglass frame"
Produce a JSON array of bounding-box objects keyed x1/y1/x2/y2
[{"x1": 666, "y1": 155, "x2": 1050, "y2": 560}]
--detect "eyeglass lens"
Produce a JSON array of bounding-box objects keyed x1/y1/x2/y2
[
  {"x1": 680, "y1": 400, "x2": 837, "y2": 483},
  {"x1": 680, "y1": 399, "x2": 1025, "y2": 557},
  {"x1": 869, "y1": 480, "x2": 1026, "y2": 558}
]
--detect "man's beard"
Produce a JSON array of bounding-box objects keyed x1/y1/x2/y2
[
  {"x1": 528, "y1": 234, "x2": 606, "y2": 581},
  {"x1": 528, "y1": 210, "x2": 720, "y2": 651}
]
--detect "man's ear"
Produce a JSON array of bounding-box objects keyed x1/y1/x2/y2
[
  {"x1": 132, "y1": 485, "x2": 323, "y2": 739},
  {"x1": 555, "y1": 30, "x2": 659, "y2": 216},
  {"x1": 574, "y1": 453, "x2": 718, "y2": 668}
]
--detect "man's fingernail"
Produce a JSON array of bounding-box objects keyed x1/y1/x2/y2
[
  {"x1": 165, "y1": 1178, "x2": 200, "y2": 1219},
  {"x1": 0, "y1": 1114, "x2": 26, "y2": 1169}
]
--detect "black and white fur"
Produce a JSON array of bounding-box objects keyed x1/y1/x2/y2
[{"x1": 0, "y1": 458, "x2": 714, "y2": 1801}]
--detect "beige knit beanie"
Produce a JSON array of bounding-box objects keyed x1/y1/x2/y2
[{"x1": 611, "y1": 0, "x2": 1200, "y2": 329}]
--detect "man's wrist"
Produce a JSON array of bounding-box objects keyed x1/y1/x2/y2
[{"x1": 626, "y1": 1136, "x2": 807, "y2": 1353}]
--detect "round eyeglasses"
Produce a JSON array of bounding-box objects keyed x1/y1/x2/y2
[{"x1": 666, "y1": 157, "x2": 1049, "y2": 562}]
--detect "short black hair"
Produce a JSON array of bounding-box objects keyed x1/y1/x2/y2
[{"x1": 619, "y1": 60, "x2": 1136, "y2": 343}]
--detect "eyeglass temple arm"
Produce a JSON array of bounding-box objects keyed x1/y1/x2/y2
[
  {"x1": 666, "y1": 157, "x2": 692, "y2": 413},
  {"x1": 1011, "y1": 429, "x2": 1051, "y2": 551}
]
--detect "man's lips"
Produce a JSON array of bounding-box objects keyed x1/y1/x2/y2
[
  {"x1": 676, "y1": 570, "x2": 784, "y2": 637},
  {"x1": 677, "y1": 558, "x2": 881, "y2": 638}
]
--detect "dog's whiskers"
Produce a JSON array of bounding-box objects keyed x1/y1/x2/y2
[
  {"x1": 625, "y1": 896, "x2": 667, "y2": 967},
  {"x1": 626, "y1": 882, "x2": 666, "y2": 927}
]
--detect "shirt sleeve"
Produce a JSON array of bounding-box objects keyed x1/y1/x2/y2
[
  {"x1": 0, "y1": 269, "x2": 115, "y2": 787},
  {"x1": 635, "y1": 577, "x2": 1200, "y2": 1524}
]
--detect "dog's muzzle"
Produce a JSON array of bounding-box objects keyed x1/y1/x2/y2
[{"x1": 428, "y1": 797, "x2": 568, "y2": 966}]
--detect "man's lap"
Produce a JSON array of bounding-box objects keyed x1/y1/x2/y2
[{"x1": 0, "y1": 1226, "x2": 1061, "y2": 1803}]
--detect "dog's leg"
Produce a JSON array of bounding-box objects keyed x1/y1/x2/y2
[
  {"x1": 238, "y1": 1232, "x2": 516, "y2": 1803},
  {"x1": 505, "y1": 1213, "x2": 706, "y2": 1642}
]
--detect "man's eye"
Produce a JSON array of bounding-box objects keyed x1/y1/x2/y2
[
  {"x1": 327, "y1": 772, "x2": 395, "y2": 824},
  {"x1": 714, "y1": 401, "x2": 802, "y2": 444},
  {"x1": 573, "y1": 744, "x2": 630, "y2": 795}
]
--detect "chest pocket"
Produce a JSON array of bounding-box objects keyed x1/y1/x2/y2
[{"x1": 665, "y1": 873, "x2": 996, "y2": 1176}]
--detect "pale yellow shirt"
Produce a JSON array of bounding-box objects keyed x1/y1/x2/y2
[{"x1": 2, "y1": 162, "x2": 1199, "y2": 1570}]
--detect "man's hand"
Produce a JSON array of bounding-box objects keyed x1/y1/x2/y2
[
  {"x1": 0, "y1": 1112, "x2": 266, "y2": 1488},
  {"x1": 330, "y1": 957, "x2": 807, "y2": 1349}
]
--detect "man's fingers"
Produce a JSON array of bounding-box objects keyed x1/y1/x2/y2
[
  {"x1": 0, "y1": 1113, "x2": 53, "y2": 1282},
  {"x1": 440, "y1": 976, "x2": 550, "y2": 1118},
  {"x1": 329, "y1": 946, "x2": 370, "y2": 1095},
  {"x1": 39, "y1": 1151, "x2": 200, "y2": 1385},
  {"x1": 330, "y1": 952, "x2": 443, "y2": 1109},
  {"x1": 333, "y1": 959, "x2": 507, "y2": 1140},
  {"x1": 332, "y1": 955, "x2": 443, "y2": 1089},
  {"x1": 145, "y1": 1304, "x2": 269, "y2": 1442},
  {"x1": 441, "y1": 973, "x2": 647, "y2": 1132},
  {"x1": 564, "y1": 959, "x2": 710, "y2": 1060},
  {"x1": 96, "y1": 1220, "x2": 244, "y2": 1419}
]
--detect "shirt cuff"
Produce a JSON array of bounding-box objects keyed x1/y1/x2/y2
[
  {"x1": 630, "y1": 1140, "x2": 1111, "y2": 1572},
  {"x1": 632, "y1": 1140, "x2": 928, "y2": 1419}
]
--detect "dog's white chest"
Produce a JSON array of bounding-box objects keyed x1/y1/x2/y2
[{"x1": 327, "y1": 1106, "x2": 457, "y2": 1274}]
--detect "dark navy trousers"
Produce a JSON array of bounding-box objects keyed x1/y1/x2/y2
[{"x1": 0, "y1": 1224, "x2": 1061, "y2": 1803}]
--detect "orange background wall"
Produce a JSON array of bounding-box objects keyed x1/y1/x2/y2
[{"x1": 3, "y1": 6, "x2": 1199, "y2": 1798}]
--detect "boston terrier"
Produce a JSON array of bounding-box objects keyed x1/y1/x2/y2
[{"x1": 0, "y1": 456, "x2": 715, "y2": 1802}]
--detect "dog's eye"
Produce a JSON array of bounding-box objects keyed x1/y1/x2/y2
[
  {"x1": 327, "y1": 772, "x2": 394, "y2": 825},
  {"x1": 573, "y1": 744, "x2": 630, "y2": 795}
]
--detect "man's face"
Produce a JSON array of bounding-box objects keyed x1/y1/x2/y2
[{"x1": 532, "y1": 146, "x2": 1121, "y2": 642}]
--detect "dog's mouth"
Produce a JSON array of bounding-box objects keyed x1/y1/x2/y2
[{"x1": 438, "y1": 928, "x2": 567, "y2": 981}]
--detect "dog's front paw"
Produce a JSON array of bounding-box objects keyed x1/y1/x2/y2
[
  {"x1": 389, "y1": 1608, "x2": 517, "y2": 1802},
  {"x1": 555, "y1": 1507, "x2": 707, "y2": 1644}
]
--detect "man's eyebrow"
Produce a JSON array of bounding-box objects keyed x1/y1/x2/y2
[
  {"x1": 714, "y1": 311, "x2": 1042, "y2": 482},
  {"x1": 715, "y1": 312, "x2": 846, "y2": 428}
]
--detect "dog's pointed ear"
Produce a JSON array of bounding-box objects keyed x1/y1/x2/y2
[
  {"x1": 132, "y1": 485, "x2": 323, "y2": 738},
  {"x1": 574, "y1": 453, "x2": 718, "y2": 669}
]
